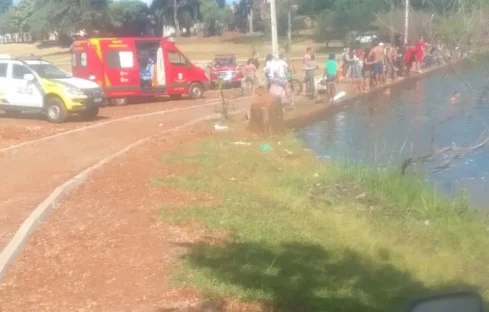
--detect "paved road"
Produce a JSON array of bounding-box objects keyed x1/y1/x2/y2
[{"x1": 0, "y1": 97, "x2": 251, "y2": 254}]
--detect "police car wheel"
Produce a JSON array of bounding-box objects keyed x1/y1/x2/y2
[
  {"x1": 189, "y1": 83, "x2": 203, "y2": 99},
  {"x1": 45, "y1": 96, "x2": 68, "y2": 123},
  {"x1": 81, "y1": 107, "x2": 99, "y2": 120}
]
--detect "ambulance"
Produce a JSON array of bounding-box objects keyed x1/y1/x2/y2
[
  {"x1": 71, "y1": 37, "x2": 211, "y2": 106},
  {"x1": 0, "y1": 55, "x2": 103, "y2": 123}
]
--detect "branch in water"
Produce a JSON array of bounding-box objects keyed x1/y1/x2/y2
[{"x1": 401, "y1": 132, "x2": 489, "y2": 174}]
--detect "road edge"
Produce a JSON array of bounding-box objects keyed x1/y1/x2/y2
[
  {"x1": 0, "y1": 95, "x2": 254, "y2": 153},
  {"x1": 0, "y1": 109, "x2": 247, "y2": 281}
]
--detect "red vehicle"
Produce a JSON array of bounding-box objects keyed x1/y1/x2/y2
[
  {"x1": 209, "y1": 54, "x2": 242, "y2": 88},
  {"x1": 71, "y1": 37, "x2": 210, "y2": 105}
]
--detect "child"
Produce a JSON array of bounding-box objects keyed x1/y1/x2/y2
[
  {"x1": 337, "y1": 59, "x2": 344, "y2": 83},
  {"x1": 325, "y1": 53, "x2": 338, "y2": 102},
  {"x1": 350, "y1": 49, "x2": 362, "y2": 92},
  {"x1": 239, "y1": 63, "x2": 247, "y2": 96},
  {"x1": 245, "y1": 59, "x2": 257, "y2": 96}
]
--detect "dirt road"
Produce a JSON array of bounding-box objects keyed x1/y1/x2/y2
[
  {"x1": 0, "y1": 124, "x2": 263, "y2": 311},
  {"x1": 0, "y1": 89, "x2": 244, "y2": 149},
  {"x1": 0, "y1": 96, "x2": 250, "y2": 256}
]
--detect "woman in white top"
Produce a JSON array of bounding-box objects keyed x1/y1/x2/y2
[{"x1": 264, "y1": 54, "x2": 273, "y2": 90}]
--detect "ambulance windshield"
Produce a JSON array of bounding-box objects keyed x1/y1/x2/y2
[{"x1": 28, "y1": 62, "x2": 71, "y2": 79}]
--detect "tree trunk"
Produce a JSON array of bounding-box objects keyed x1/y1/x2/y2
[
  {"x1": 389, "y1": 0, "x2": 394, "y2": 44},
  {"x1": 173, "y1": 0, "x2": 181, "y2": 37},
  {"x1": 248, "y1": 0, "x2": 254, "y2": 34},
  {"x1": 287, "y1": 0, "x2": 292, "y2": 48},
  {"x1": 249, "y1": 94, "x2": 285, "y2": 136}
]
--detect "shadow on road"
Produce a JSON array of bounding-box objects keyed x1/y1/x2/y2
[{"x1": 170, "y1": 241, "x2": 481, "y2": 312}]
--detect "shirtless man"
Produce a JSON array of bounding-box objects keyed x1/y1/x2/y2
[
  {"x1": 385, "y1": 44, "x2": 397, "y2": 81},
  {"x1": 369, "y1": 41, "x2": 385, "y2": 86}
]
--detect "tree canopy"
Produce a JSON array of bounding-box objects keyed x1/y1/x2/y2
[{"x1": 0, "y1": 0, "x2": 486, "y2": 47}]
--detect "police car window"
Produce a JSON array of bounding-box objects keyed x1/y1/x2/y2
[
  {"x1": 106, "y1": 51, "x2": 133, "y2": 68},
  {"x1": 0, "y1": 63, "x2": 7, "y2": 78},
  {"x1": 12, "y1": 64, "x2": 32, "y2": 80},
  {"x1": 168, "y1": 51, "x2": 188, "y2": 66}
]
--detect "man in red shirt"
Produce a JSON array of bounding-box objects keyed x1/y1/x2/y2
[
  {"x1": 415, "y1": 37, "x2": 426, "y2": 73},
  {"x1": 405, "y1": 41, "x2": 417, "y2": 75}
]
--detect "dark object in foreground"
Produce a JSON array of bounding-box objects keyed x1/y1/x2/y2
[
  {"x1": 408, "y1": 292, "x2": 484, "y2": 312},
  {"x1": 249, "y1": 94, "x2": 285, "y2": 135}
]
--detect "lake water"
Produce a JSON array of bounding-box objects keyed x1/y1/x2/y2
[{"x1": 298, "y1": 61, "x2": 489, "y2": 208}]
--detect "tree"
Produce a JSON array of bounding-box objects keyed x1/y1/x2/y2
[
  {"x1": 0, "y1": 12, "x2": 13, "y2": 34},
  {"x1": 30, "y1": 0, "x2": 110, "y2": 37},
  {"x1": 109, "y1": 0, "x2": 149, "y2": 36},
  {"x1": 296, "y1": 0, "x2": 333, "y2": 16},
  {"x1": 7, "y1": 0, "x2": 36, "y2": 33},
  {"x1": 199, "y1": 0, "x2": 224, "y2": 35},
  {"x1": 173, "y1": 0, "x2": 180, "y2": 36},
  {"x1": 0, "y1": 0, "x2": 12, "y2": 14},
  {"x1": 234, "y1": 0, "x2": 263, "y2": 33}
]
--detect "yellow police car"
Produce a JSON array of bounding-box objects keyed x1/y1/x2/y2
[{"x1": 0, "y1": 55, "x2": 104, "y2": 123}]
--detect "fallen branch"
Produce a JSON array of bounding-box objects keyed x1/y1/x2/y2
[{"x1": 401, "y1": 132, "x2": 489, "y2": 174}]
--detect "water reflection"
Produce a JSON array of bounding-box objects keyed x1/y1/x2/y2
[{"x1": 299, "y1": 63, "x2": 489, "y2": 208}]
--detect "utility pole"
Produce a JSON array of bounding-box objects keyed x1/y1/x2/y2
[
  {"x1": 404, "y1": 0, "x2": 409, "y2": 44},
  {"x1": 269, "y1": 0, "x2": 279, "y2": 56},
  {"x1": 248, "y1": 0, "x2": 254, "y2": 34},
  {"x1": 173, "y1": 0, "x2": 180, "y2": 37},
  {"x1": 389, "y1": 0, "x2": 395, "y2": 44}
]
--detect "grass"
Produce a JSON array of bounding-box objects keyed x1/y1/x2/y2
[{"x1": 155, "y1": 132, "x2": 489, "y2": 311}]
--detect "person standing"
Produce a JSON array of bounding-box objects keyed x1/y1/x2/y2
[
  {"x1": 362, "y1": 47, "x2": 373, "y2": 91},
  {"x1": 303, "y1": 47, "x2": 316, "y2": 99},
  {"x1": 325, "y1": 53, "x2": 338, "y2": 102},
  {"x1": 368, "y1": 41, "x2": 385, "y2": 86},
  {"x1": 415, "y1": 37, "x2": 426, "y2": 73},
  {"x1": 405, "y1": 41, "x2": 417, "y2": 75},
  {"x1": 384, "y1": 44, "x2": 397, "y2": 81},
  {"x1": 264, "y1": 54, "x2": 273, "y2": 90},
  {"x1": 245, "y1": 58, "x2": 257, "y2": 96},
  {"x1": 342, "y1": 47, "x2": 351, "y2": 82},
  {"x1": 349, "y1": 49, "x2": 362, "y2": 92},
  {"x1": 252, "y1": 52, "x2": 260, "y2": 70},
  {"x1": 275, "y1": 53, "x2": 289, "y2": 80}
]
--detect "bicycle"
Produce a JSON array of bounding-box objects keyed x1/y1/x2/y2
[{"x1": 285, "y1": 71, "x2": 302, "y2": 96}]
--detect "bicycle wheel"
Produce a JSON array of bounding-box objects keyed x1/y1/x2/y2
[{"x1": 289, "y1": 78, "x2": 303, "y2": 96}]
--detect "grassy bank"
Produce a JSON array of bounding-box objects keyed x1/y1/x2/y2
[{"x1": 155, "y1": 132, "x2": 489, "y2": 311}]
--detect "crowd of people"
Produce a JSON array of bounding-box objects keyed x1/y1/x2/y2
[
  {"x1": 239, "y1": 53, "x2": 292, "y2": 104},
  {"x1": 238, "y1": 36, "x2": 466, "y2": 107},
  {"x1": 303, "y1": 36, "x2": 466, "y2": 100}
]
